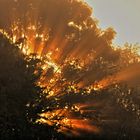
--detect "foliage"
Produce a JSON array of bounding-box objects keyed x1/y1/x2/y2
[{"x1": 0, "y1": 0, "x2": 140, "y2": 140}]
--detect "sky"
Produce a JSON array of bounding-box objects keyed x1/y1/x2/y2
[{"x1": 85, "y1": 0, "x2": 140, "y2": 46}]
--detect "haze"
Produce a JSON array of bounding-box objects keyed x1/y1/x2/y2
[{"x1": 86, "y1": 0, "x2": 140, "y2": 46}]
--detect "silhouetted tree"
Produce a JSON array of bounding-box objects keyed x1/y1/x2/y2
[
  {"x1": 0, "y1": 32, "x2": 43, "y2": 139},
  {"x1": 0, "y1": 0, "x2": 140, "y2": 140}
]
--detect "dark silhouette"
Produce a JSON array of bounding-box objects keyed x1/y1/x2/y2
[{"x1": 0, "y1": 0, "x2": 140, "y2": 140}]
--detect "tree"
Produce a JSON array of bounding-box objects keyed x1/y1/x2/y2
[
  {"x1": 0, "y1": 32, "x2": 43, "y2": 139},
  {"x1": 0, "y1": 0, "x2": 117, "y2": 63},
  {"x1": 0, "y1": 0, "x2": 140, "y2": 140}
]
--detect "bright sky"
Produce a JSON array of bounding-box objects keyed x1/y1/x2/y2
[{"x1": 85, "y1": 0, "x2": 140, "y2": 46}]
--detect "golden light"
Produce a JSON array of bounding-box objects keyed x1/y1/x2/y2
[{"x1": 0, "y1": 0, "x2": 139, "y2": 136}]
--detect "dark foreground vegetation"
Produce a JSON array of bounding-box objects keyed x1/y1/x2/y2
[{"x1": 0, "y1": 0, "x2": 140, "y2": 140}]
